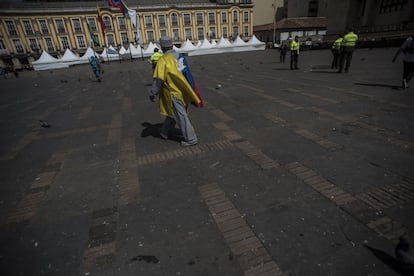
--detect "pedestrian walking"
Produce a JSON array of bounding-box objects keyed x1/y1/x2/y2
[
  {"x1": 338, "y1": 29, "x2": 358, "y2": 73},
  {"x1": 150, "y1": 48, "x2": 163, "y2": 71},
  {"x1": 290, "y1": 36, "x2": 300, "y2": 70},
  {"x1": 149, "y1": 36, "x2": 202, "y2": 146},
  {"x1": 89, "y1": 56, "x2": 102, "y2": 82},
  {"x1": 392, "y1": 36, "x2": 414, "y2": 89},
  {"x1": 279, "y1": 43, "x2": 288, "y2": 63},
  {"x1": 331, "y1": 35, "x2": 343, "y2": 69}
]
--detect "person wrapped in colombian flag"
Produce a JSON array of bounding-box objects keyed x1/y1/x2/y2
[{"x1": 149, "y1": 36, "x2": 202, "y2": 146}]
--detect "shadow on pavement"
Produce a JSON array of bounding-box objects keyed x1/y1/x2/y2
[
  {"x1": 354, "y1": 82, "x2": 402, "y2": 90},
  {"x1": 310, "y1": 70, "x2": 338, "y2": 74},
  {"x1": 364, "y1": 244, "x2": 414, "y2": 276},
  {"x1": 140, "y1": 122, "x2": 183, "y2": 142}
]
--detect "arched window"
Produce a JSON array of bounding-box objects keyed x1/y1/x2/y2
[
  {"x1": 171, "y1": 13, "x2": 178, "y2": 26},
  {"x1": 103, "y1": 16, "x2": 112, "y2": 31}
]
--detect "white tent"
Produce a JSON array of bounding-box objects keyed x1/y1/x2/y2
[
  {"x1": 198, "y1": 38, "x2": 214, "y2": 49},
  {"x1": 101, "y1": 45, "x2": 120, "y2": 61},
  {"x1": 118, "y1": 46, "x2": 127, "y2": 55},
  {"x1": 195, "y1": 40, "x2": 202, "y2": 47},
  {"x1": 79, "y1": 47, "x2": 99, "y2": 64},
  {"x1": 216, "y1": 37, "x2": 233, "y2": 48},
  {"x1": 143, "y1": 42, "x2": 157, "y2": 57},
  {"x1": 59, "y1": 48, "x2": 80, "y2": 65},
  {"x1": 178, "y1": 39, "x2": 197, "y2": 54},
  {"x1": 130, "y1": 43, "x2": 144, "y2": 58},
  {"x1": 32, "y1": 50, "x2": 69, "y2": 71},
  {"x1": 246, "y1": 35, "x2": 266, "y2": 50}
]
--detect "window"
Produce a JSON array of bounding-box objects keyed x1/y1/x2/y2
[
  {"x1": 103, "y1": 16, "x2": 112, "y2": 31},
  {"x1": 145, "y1": 15, "x2": 153, "y2": 28},
  {"x1": 44, "y1": 37, "x2": 54, "y2": 51},
  {"x1": 379, "y1": 0, "x2": 408, "y2": 13},
  {"x1": 87, "y1": 18, "x2": 97, "y2": 31},
  {"x1": 29, "y1": 38, "x2": 39, "y2": 51},
  {"x1": 92, "y1": 34, "x2": 100, "y2": 46},
  {"x1": 147, "y1": 30, "x2": 154, "y2": 42},
  {"x1": 233, "y1": 11, "x2": 238, "y2": 23},
  {"x1": 55, "y1": 19, "x2": 66, "y2": 34},
  {"x1": 243, "y1": 11, "x2": 249, "y2": 23},
  {"x1": 72, "y1": 18, "x2": 82, "y2": 33},
  {"x1": 60, "y1": 36, "x2": 70, "y2": 49},
  {"x1": 13, "y1": 39, "x2": 24, "y2": 53},
  {"x1": 22, "y1": 20, "x2": 34, "y2": 35},
  {"x1": 196, "y1": 13, "x2": 203, "y2": 25},
  {"x1": 222, "y1": 26, "x2": 228, "y2": 38},
  {"x1": 5, "y1": 21, "x2": 17, "y2": 35},
  {"x1": 308, "y1": 0, "x2": 318, "y2": 17},
  {"x1": 171, "y1": 13, "x2": 178, "y2": 26},
  {"x1": 209, "y1": 13, "x2": 216, "y2": 24},
  {"x1": 197, "y1": 27, "x2": 204, "y2": 40},
  {"x1": 121, "y1": 32, "x2": 128, "y2": 44},
  {"x1": 221, "y1": 12, "x2": 227, "y2": 23},
  {"x1": 158, "y1": 15, "x2": 165, "y2": 27},
  {"x1": 209, "y1": 27, "x2": 216, "y2": 39},
  {"x1": 76, "y1": 35, "x2": 86, "y2": 48},
  {"x1": 233, "y1": 26, "x2": 238, "y2": 37},
  {"x1": 107, "y1": 34, "x2": 115, "y2": 45},
  {"x1": 172, "y1": 28, "x2": 179, "y2": 41},
  {"x1": 243, "y1": 25, "x2": 249, "y2": 36},
  {"x1": 39, "y1": 19, "x2": 49, "y2": 34},
  {"x1": 185, "y1": 28, "x2": 192, "y2": 40},
  {"x1": 160, "y1": 29, "x2": 167, "y2": 38},
  {"x1": 118, "y1": 17, "x2": 126, "y2": 30},
  {"x1": 0, "y1": 39, "x2": 6, "y2": 55},
  {"x1": 183, "y1": 14, "x2": 191, "y2": 25}
]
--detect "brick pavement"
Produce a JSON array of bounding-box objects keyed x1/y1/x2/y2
[{"x1": 0, "y1": 47, "x2": 413, "y2": 276}]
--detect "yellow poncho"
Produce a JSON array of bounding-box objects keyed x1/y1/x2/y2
[{"x1": 153, "y1": 53, "x2": 201, "y2": 118}]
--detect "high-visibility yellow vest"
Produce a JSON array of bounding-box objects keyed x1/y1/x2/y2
[
  {"x1": 342, "y1": 32, "x2": 358, "y2": 47},
  {"x1": 150, "y1": 52, "x2": 163, "y2": 64},
  {"x1": 332, "y1": 37, "x2": 343, "y2": 49},
  {"x1": 290, "y1": 40, "x2": 300, "y2": 53}
]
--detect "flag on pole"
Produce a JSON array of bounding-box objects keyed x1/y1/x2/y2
[
  {"x1": 86, "y1": 22, "x2": 100, "y2": 46},
  {"x1": 97, "y1": 5, "x2": 106, "y2": 37},
  {"x1": 108, "y1": 0, "x2": 129, "y2": 16},
  {"x1": 107, "y1": 0, "x2": 141, "y2": 45}
]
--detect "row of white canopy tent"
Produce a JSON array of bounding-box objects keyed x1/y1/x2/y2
[{"x1": 32, "y1": 35, "x2": 265, "y2": 71}]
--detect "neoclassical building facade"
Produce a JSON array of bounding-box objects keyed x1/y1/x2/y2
[{"x1": 0, "y1": 0, "x2": 254, "y2": 57}]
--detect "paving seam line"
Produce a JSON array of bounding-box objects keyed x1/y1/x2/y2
[{"x1": 199, "y1": 183, "x2": 286, "y2": 276}]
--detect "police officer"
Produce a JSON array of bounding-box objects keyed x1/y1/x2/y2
[
  {"x1": 150, "y1": 48, "x2": 163, "y2": 71},
  {"x1": 338, "y1": 28, "x2": 358, "y2": 73},
  {"x1": 290, "y1": 36, "x2": 300, "y2": 70},
  {"x1": 331, "y1": 35, "x2": 343, "y2": 69}
]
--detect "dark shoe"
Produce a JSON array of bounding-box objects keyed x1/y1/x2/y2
[
  {"x1": 337, "y1": 70, "x2": 342, "y2": 73},
  {"x1": 181, "y1": 140, "x2": 197, "y2": 146}
]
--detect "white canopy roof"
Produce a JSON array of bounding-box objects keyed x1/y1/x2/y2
[
  {"x1": 198, "y1": 38, "x2": 214, "y2": 49},
  {"x1": 60, "y1": 48, "x2": 79, "y2": 61},
  {"x1": 216, "y1": 37, "x2": 233, "y2": 48}
]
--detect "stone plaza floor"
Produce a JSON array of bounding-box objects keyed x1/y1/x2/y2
[{"x1": 0, "y1": 47, "x2": 413, "y2": 276}]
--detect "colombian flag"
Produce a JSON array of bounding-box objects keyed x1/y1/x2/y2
[
  {"x1": 107, "y1": 0, "x2": 129, "y2": 17},
  {"x1": 178, "y1": 53, "x2": 203, "y2": 108}
]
